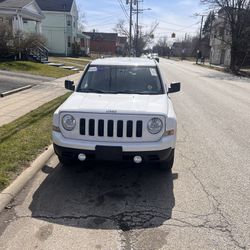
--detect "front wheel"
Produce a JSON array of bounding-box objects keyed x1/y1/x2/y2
[
  {"x1": 58, "y1": 156, "x2": 73, "y2": 167},
  {"x1": 158, "y1": 149, "x2": 175, "y2": 171}
]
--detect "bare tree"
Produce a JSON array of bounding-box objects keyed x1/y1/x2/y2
[
  {"x1": 114, "y1": 19, "x2": 130, "y2": 37},
  {"x1": 78, "y1": 9, "x2": 86, "y2": 32},
  {"x1": 114, "y1": 19, "x2": 158, "y2": 56},
  {"x1": 0, "y1": 23, "x2": 14, "y2": 58},
  {"x1": 201, "y1": 0, "x2": 250, "y2": 72},
  {"x1": 153, "y1": 37, "x2": 171, "y2": 57},
  {"x1": 0, "y1": 23, "x2": 47, "y2": 61}
]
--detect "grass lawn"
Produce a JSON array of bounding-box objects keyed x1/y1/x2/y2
[
  {"x1": 0, "y1": 61, "x2": 77, "y2": 78},
  {"x1": 0, "y1": 93, "x2": 71, "y2": 191}
]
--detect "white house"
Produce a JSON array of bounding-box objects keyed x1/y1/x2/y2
[
  {"x1": 209, "y1": 9, "x2": 232, "y2": 66},
  {"x1": 0, "y1": 0, "x2": 89, "y2": 57},
  {"x1": 0, "y1": 0, "x2": 44, "y2": 35},
  {"x1": 36, "y1": 0, "x2": 89, "y2": 56}
]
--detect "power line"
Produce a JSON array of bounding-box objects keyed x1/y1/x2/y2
[
  {"x1": 86, "y1": 13, "x2": 120, "y2": 23},
  {"x1": 117, "y1": 0, "x2": 130, "y2": 21},
  {"x1": 87, "y1": 20, "x2": 121, "y2": 28},
  {"x1": 175, "y1": 22, "x2": 200, "y2": 32},
  {"x1": 155, "y1": 22, "x2": 200, "y2": 32},
  {"x1": 143, "y1": 12, "x2": 200, "y2": 29},
  {"x1": 86, "y1": 22, "x2": 120, "y2": 28}
]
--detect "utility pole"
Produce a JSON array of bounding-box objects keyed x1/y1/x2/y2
[
  {"x1": 127, "y1": 0, "x2": 133, "y2": 56},
  {"x1": 136, "y1": 0, "x2": 139, "y2": 57},
  {"x1": 199, "y1": 15, "x2": 204, "y2": 50},
  {"x1": 194, "y1": 13, "x2": 206, "y2": 63},
  {"x1": 126, "y1": 0, "x2": 151, "y2": 57}
]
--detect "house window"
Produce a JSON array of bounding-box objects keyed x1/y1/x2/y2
[
  {"x1": 68, "y1": 36, "x2": 71, "y2": 47},
  {"x1": 66, "y1": 15, "x2": 71, "y2": 26},
  {"x1": 219, "y1": 27, "x2": 224, "y2": 37}
]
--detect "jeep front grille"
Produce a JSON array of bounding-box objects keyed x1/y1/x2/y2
[
  {"x1": 60, "y1": 112, "x2": 165, "y2": 143},
  {"x1": 80, "y1": 119, "x2": 143, "y2": 138}
]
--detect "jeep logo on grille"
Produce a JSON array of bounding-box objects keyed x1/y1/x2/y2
[{"x1": 106, "y1": 110, "x2": 117, "y2": 113}]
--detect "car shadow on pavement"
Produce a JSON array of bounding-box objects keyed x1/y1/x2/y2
[{"x1": 29, "y1": 162, "x2": 178, "y2": 231}]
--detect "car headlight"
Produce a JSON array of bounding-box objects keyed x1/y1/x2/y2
[
  {"x1": 147, "y1": 118, "x2": 163, "y2": 134},
  {"x1": 62, "y1": 115, "x2": 76, "y2": 131}
]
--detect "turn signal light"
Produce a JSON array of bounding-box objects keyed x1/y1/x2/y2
[
  {"x1": 52, "y1": 125, "x2": 61, "y2": 133},
  {"x1": 164, "y1": 129, "x2": 175, "y2": 136}
]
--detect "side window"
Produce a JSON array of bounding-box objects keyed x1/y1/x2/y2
[
  {"x1": 68, "y1": 36, "x2": 71, "y2": 47},
  {"x1": 66, "y1": 16, "x2": 71, "y2": 26}
]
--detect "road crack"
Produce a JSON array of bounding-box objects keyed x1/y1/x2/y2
[{"x1": 178, "y1": 150, "x2": 246, "y2": 250}]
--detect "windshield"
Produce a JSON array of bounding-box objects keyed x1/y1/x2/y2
[{"x1": 77, "y1": 65, "x2": 164, "y2": 95}]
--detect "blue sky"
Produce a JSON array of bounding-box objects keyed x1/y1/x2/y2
[{"x1": 76, "y1": 0, "x2": 206, "y2": 44}]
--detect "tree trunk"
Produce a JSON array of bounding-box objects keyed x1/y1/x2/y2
[
  {"x1": 230, "y1": 36, "x2": 240, "y2": 73},
  {"x1": 230, "y1": 46, "x2": 237, "y2": 73}
]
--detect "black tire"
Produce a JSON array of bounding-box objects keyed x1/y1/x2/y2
[
  {"x1": 58, "y1": 156, "x2": 73, "y2": 167},
  {"x1": 158, "y1": 149, "x2": 175, "y2": 171}
]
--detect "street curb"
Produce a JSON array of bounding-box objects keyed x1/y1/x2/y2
[
  {"x1": 0, "y1": 85, "x2": 32, "y2": 98},
  {"x1": 0, "y1": 145, "x2": 54, "y2": 213}
]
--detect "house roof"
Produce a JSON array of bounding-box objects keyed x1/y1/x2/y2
[
  {"x1": 0, "y1": 0, "x2": 44, "y2": 21},
  {"x1": 36, "y1": 0, "x2": 74, "y2": 12},
  {"x1": 0, "y1": 0, "x2": 33, "y2": 8},
  {"x1": 83, "y1": 32, "x2": 118, "y2": 42},
  {"x1": 77, "y1": 33, "x2": 90, "y2": 39}
]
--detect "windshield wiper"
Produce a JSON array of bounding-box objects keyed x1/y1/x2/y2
[
  {"x1": 113, "y1": 90, "x2": 139, "y2": 94},
  {"x1": 81, "y1": 88, "x2": 107, "y2": 93},
  {"x1": 113, "y1": 90, "x2": 159, "y2": 95}
]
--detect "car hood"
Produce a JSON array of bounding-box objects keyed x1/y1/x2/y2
[{"x1": 58, "y1": 92, "x2": 169, "y2": 115}]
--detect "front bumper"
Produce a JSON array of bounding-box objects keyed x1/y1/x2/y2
[
  {"x1": 54, "y1": 144, "x2": 173, "y2": 163},
  {"x1": 52, "y1": 131, "x2": 176, "y2": 152}
]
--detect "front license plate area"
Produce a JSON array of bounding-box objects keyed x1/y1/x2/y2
[{"x1": 96, "y1": 146, "x2": 122, "y2": 161}]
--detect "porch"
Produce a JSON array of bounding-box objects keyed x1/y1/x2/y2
[{"x1": 0, "y1": 0, "x2": 44, "y2": 34}]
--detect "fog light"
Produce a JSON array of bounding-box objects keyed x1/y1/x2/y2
[
  {"x1": 134, "y1": 156, "x2": 142, "y2": 164},
  {"x1": 78, "y1": 153, "x2": 86, "y2": 162}
]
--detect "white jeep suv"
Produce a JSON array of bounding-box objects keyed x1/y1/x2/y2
[{"x1": 52, "y1": 57, "x2": 180, "y2": 170}]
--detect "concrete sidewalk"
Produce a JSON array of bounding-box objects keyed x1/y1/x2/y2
[
  {"x1": 168, "y1": 57, "x2": 250, "y2": 75},
  {"x1": 0, "y1": 72, "x2": 82, "y2": 126}
]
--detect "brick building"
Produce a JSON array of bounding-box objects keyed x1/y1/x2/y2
[{"x1": 82, "y1": 31, "x2": 127, "y2": 56}]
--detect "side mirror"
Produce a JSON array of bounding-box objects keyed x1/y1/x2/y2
[
  {"x1": 168, "y1": 82, "x2": 181, "y2": 93},
  {"x1": 65, "y1": 80, "x2": 75, "y2": 91}
]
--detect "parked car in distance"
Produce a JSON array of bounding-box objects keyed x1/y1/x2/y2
[
  {"x1": 52, "y1": 57, "x2": 180, "y2": 170},
  {"x1": 151, "y1": 53, "x2": 160, "y2": 63}
]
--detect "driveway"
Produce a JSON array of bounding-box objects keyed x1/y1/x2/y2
[
  {"x1": 0, "y1": 71, "x2": 82, "y2": 126},
  {"x1": 0, "y1": 70, "x2": 54, "y2": 94},
  {"x1": 0, "y1": 59, "x2": 249, "y2": 250}
]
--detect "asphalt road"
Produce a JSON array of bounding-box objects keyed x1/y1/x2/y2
[
  {"x1": 0, "y1": 59, "x2": 249, "y2": 250},
  {"x1": 0, "y1": 70, "x2": 54, "y2": 94}
]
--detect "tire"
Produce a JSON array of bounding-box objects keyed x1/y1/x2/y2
[
  {"x1": 58, "y1": 156, "x2": 73, "y2": 167},
  {"x1": 158, "y1": 149, "x2": 175, "y2": 171}
]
